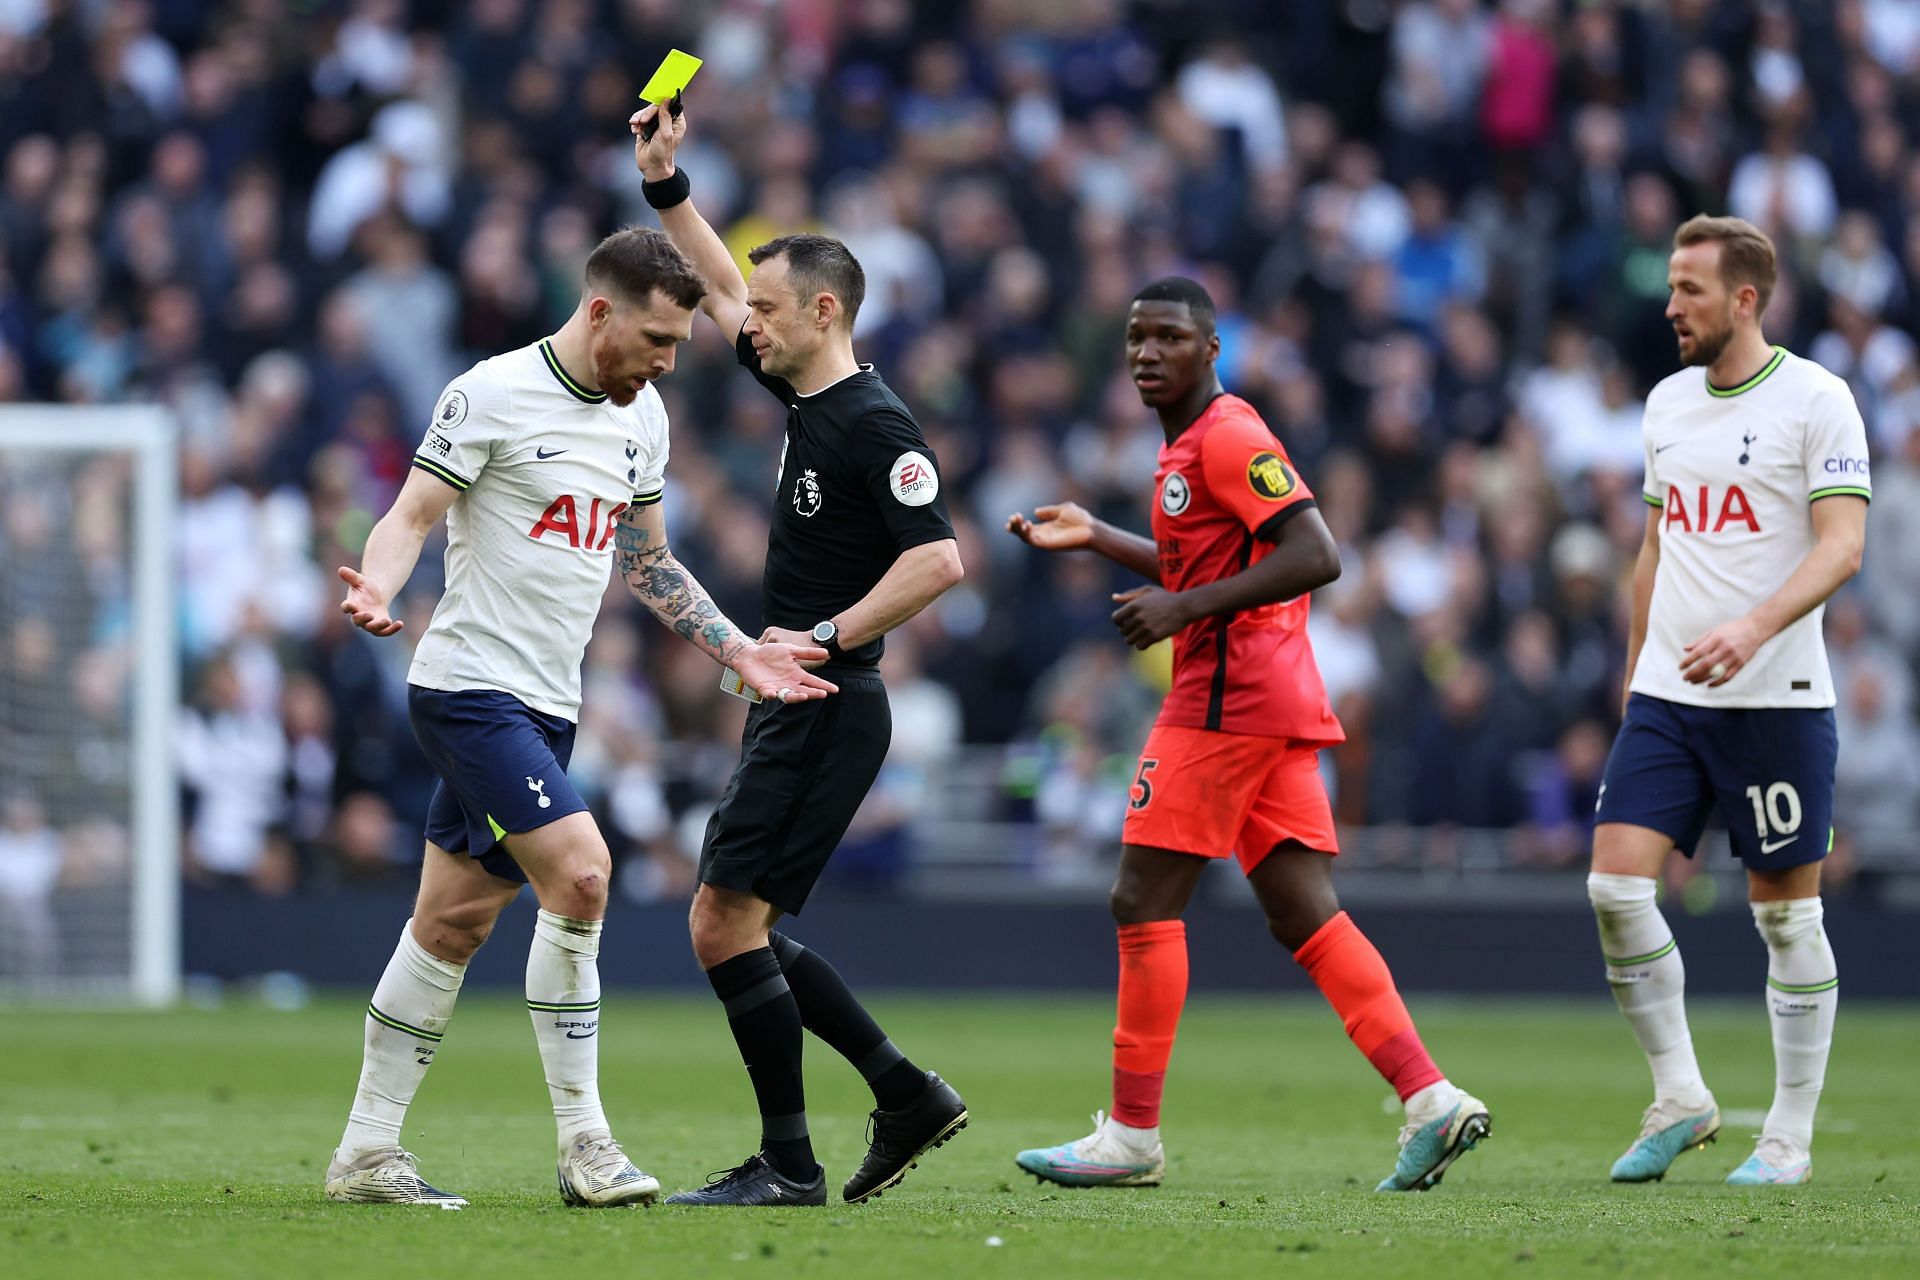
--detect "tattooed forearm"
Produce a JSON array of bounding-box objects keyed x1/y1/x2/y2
[
  {"x1": 613, "y1": 519, "x2": 652, "y2": 577},
  {"x1": 623, "y1": 540, "x2": 748, "y2": 665}
]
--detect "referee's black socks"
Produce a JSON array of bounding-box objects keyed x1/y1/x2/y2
[
  {"x1": 770, "y1": 931, "x2": 929, "y2": 1112},
  {"x1": 706, "y1": 947, "x2": 815, "y2": 1180}
]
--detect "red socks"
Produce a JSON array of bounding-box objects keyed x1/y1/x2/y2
[
  {"x1": 1107, "y1": 912, "x2": 1441, "y2": 1126},
  {"x1": 1111, "y1": 920, "x2": 1188, "y2": 1127},
  {"x1": 1293, "y1": 911, "x2": 1444, "y2": 1101}
]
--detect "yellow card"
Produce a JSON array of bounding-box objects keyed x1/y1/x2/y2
[{"x1": 640, "y1": 49, "x2": 702, "y2": 103}]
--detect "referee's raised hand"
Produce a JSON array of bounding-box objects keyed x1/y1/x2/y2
[
  {"x1": 734, "y1": 640, "x2": 839, "y2": 704},
  {"x1": 629, "y1": 100, "x2": 685, "y2": 180}
]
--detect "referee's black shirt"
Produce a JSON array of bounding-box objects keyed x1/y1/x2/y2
[{"x1": 737, "y1": 328, "x2": 955, "y2": 667}]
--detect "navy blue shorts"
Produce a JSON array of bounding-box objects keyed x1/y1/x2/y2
[
  {"x1": 408, "y1": 685, "x2": 589, "y2": 884},
  {"x1": 1596, "y1": 693, "x2": 1836, "y2": 869}
]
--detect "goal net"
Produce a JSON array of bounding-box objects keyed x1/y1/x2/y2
[{"x1": 0, "y1": 408, "x2": 178, "y2": 1004}]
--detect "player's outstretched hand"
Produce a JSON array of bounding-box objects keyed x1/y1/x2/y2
[
  {"x1": 1111, "y1": 585, "x2": 1193, "y2": 649},
  {"x1": 630, "y1": 101, "x2": 685, "y2": 180},
  {"x1": 1006, "y1": 502, "x2": 1093, "y2": 551},
  {"x1": 736, "y1": 641, "x2": 839, "y2": 704},
  {"x1": 1680, "y1": 615, "x2": 1764, "y2": 687},
  {"x1": 338, "y1": 566, "x2": 403, "y2": 636}
]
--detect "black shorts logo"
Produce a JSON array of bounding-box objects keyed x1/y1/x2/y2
[{"x1": 1247, "y1": 452, "x2": 1295, "y2": 501}]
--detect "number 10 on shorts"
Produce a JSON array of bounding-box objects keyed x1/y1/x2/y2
[{"x1": 1746, "y1": 781, "x2": 1802, "y2": 852}]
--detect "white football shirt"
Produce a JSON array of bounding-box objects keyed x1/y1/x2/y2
[
  {"x1": 407, "y1": 338, "x2": 669, "y2": 720},
  {"x1": 1633, "y1": 347, "x2": 1871, "y2": 709}
]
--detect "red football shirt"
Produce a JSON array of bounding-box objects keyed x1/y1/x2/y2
[{"x1": 1147, "y1": 395, "x2": 1344, "y2": 744}]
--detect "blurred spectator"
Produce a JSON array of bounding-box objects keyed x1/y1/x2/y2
[
  {"x1": 1833, "y1": 658, "x2": 1920, "y2": 840},
  {"x1": 308, "y1": 100, "x2": 451, "y2": 259},
  {"x1": 178, "y1": 655, "x2": 292, "y2": 893},
  {"x1": 0, "y1": 790, "x2": 62, "y2": 978}
]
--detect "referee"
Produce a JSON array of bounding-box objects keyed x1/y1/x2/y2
[{"x1": 632, "y1": 102, "x2": 969, "y2": 1207}]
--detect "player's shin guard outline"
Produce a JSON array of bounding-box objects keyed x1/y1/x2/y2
[
  {"x1": 339, "y1": 919, "x2": 466, "y2": 1161},
  {"x1": 527, "y1": 909, "x2": 609, "y2": 1150},
  {"x1": 1293, "y1": 911, "x2": 1444, "y2": 1101},
  {"x1": 1589, "y1": 872, "x2": 1709, "y2": 1106},
  {"x1": 1112, "y1": 920, "x2": 1188, "y2": 1128},
  {"x1": 1752, "y1": 896, "x2": 1836, "y2": 1151}
]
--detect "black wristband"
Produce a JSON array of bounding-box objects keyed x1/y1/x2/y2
[
  {"x1": 822, "y1": 633, "x2": 845, "y2": 661},
  {"x1": 642, "y1": 167, "x2": 690, "y2": 210}
]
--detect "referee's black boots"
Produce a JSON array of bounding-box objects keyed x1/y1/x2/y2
[{"x1": 843, "y1": 1072, "x2": 970, "y2": 1203}]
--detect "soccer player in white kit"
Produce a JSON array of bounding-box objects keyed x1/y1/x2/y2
[
  {"x1": 1590, "y1": 216, "x2": 1870, "y2": 1187},
  {"x1": 324, "y1": 228, "x2": 837, "y2": 1208}
]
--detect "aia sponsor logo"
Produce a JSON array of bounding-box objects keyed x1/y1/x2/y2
[
  {"x1": 1662, "y1": 484, "x2": 1760, "y2": 534},
  {"x1": 528, "y1": 496, "x2": 629, "y2": 550}
]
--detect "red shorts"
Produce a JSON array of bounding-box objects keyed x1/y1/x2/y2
[{"x1": 1120, "y1": 724, "x2": 1338, "y2": 871}]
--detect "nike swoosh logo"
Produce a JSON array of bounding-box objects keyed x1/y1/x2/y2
[
  {"x1": 1759, "y1": 835, "x2": 1800, "y2": 854},
  {"x1": 536, "y1": 446, "x2": 569, "y2": 459},
  {"x1": 564, "y1": 1030, "x2": 597, "y2": 1039},
  {"x1": 1654, "y1": 443, "x2": 1677, "y2": 454}
]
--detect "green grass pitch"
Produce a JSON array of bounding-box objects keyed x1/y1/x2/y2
[{"x1": 4, "y1": 994, "x2": 1917, "y2": 1278}]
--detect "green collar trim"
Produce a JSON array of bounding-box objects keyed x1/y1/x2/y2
[
  {"x1": 1706, "y1": 346, "x2": 1787, "y2": 398},
  {"x1": 539, "y1": 339, "x2": 606, "y2": 403}
]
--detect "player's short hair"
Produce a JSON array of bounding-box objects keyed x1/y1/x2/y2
[
  {"x1": 750, "y1": 233, "x2": 866, "y2": 329},
  {"x1": 1131, "y1": 276, "x2": 1217, "y2": 335},
  {"x1": 1673, "y1": 214, "x2": 1777, "y2": 315},
  {"x1": 584, "y1": 226, "x2": 707, "y2": 311}
]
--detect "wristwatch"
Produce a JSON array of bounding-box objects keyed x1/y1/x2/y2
[{"x1": 811, "y1": 619, "x2": 845, "y2": 660}]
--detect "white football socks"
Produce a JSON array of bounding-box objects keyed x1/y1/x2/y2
[
  {"x1": 1405, "y1": 1079, "x2": 1465, "y2": 1127},
  {"x1": 1588, "y1": 873, "x2": 1711, "y2": 1108},
  {"x1": 337, "y1": 919, "x2": 466, "y2": 1161},
  {"x1": 1752, "y1": 897, "x2": 1837, "y2": 1153},
  {"x1": 1106, "y1": 1114, "x2": 1160, "y2": 1151},
  {"x1": 527, "y1": 909, "x2": 610, "y2": 1152}
]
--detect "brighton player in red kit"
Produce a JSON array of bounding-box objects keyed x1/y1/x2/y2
[{"x1": 1005, "y1": 278, "x2": 1489, "y2": 1192}]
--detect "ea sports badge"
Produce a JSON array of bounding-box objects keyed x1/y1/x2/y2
[
  {"x1": 1247, "y1": 451, "x2": 1294, "y2": 500},
  {"x1": 890, "y1": 451, "x2": 939, "y2": 506}
]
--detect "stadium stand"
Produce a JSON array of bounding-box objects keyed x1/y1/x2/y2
[{"x1": 1, "y1": 0, "x2": 1916, "y2": 902}]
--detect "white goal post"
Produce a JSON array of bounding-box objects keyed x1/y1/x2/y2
[{"x1": 0, "y1": 407, "x2": 178, "y2": 1004}]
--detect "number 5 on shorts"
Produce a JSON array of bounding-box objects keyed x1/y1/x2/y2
[{"x1": 1130, "y1": 758, "x2": 1158, "y2": 811}]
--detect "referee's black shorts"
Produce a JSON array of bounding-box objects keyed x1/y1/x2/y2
[{"x1": 698, "y1": 664, "x2": 890, "y2": 915}]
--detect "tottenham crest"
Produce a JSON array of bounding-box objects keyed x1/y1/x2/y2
[
  {"x1": 793, "y1": 468, "x2": 822, "y2": 517},
  {"x1": 1161, "y1": 471, "x2": 1191, "y2": 515}
]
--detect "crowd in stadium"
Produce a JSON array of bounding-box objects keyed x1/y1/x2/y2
[{"x1": 3, "y1": 0, "x2": 1919, "y2": 900}]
